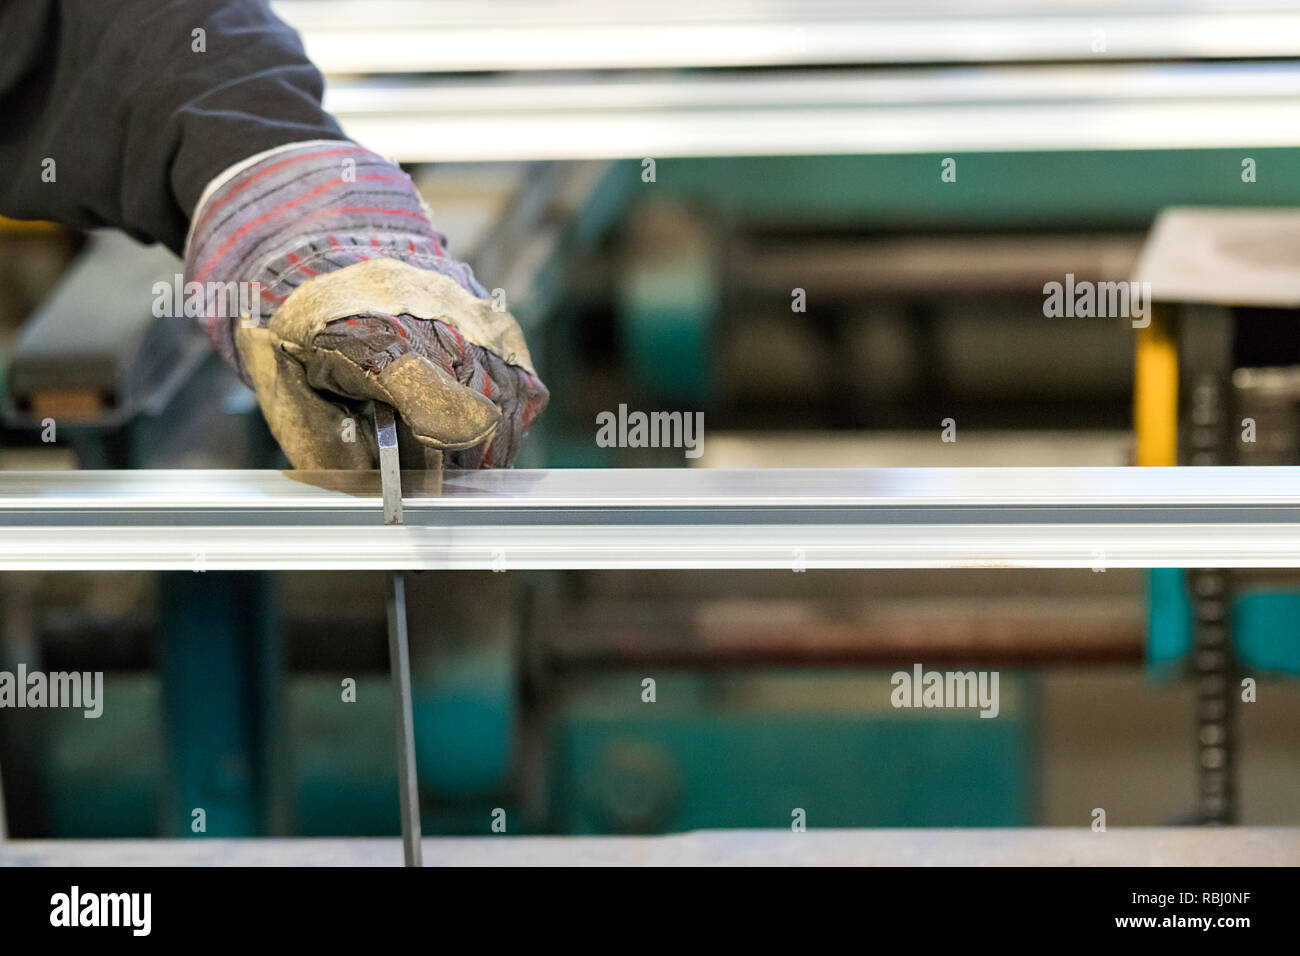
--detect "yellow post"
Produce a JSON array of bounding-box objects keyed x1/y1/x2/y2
[
  {"x1": 1134, "y1": 303, "x2": 1178, "y2": 466},
  {"x1": 0, "y1": 215, "x2": 58, "y2": 234}
]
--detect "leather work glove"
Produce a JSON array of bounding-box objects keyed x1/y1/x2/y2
[{"x1": 182, "y1": 141, "x2": 548, "y2": 469}]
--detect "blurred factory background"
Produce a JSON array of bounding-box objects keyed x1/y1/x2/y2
[{"x1": 3, "y1": 0, "x2": 1300, "y2": 841}]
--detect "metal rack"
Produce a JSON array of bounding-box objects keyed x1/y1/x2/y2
[{"x1": 278, "y1": 1, "x2": 1300, "y2": 74}]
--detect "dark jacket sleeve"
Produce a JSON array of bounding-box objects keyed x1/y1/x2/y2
[{"x1": 0, "y1": 0, "x2": 347, "y2": 253}]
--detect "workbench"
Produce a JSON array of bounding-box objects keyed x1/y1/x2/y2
[
  {"x1": 4, "y1": 466, "x2": 1300, "y2": 864},
  {"x1": 3, "y1": 827, "x2": 1296, "y2": 866}
]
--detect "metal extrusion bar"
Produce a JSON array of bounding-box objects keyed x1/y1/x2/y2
[
  {"x1": 373, "y1": 403, "x2": 422, "y2": 865},
  {"x1": 279, "y1": 1, "x2": 1300, "y2": 74},
  {"x1": 374, "y1": 404, "x2": 403, "y2": 526},
  {"x1": 386, "y1": 572, "x2": 422, "y2": 867},
  {"x1": 325, "y1": 63, "x2": 1300, "y2": 162},
  {"x1": 6, "y1": 467, "x2": 1300, "y2": 570}
]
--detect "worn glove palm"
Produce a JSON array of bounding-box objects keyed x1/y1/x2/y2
[{"x1": 183, "y1": 141, "x2": 548, "y2": 469}]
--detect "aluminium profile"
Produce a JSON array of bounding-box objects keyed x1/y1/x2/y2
[{"x1": 3, "y1": 467, "x2": 1300, "y2": 571}]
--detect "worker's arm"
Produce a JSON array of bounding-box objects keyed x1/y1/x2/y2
[
  {"x1": 0, "y1": 0, "x2": 344, "y2": 253},
  {"x1": 0, "y1": 0, "x2": 547, "y2": 468}
]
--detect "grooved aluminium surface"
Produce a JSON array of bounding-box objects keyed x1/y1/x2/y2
[{"x1": 4, "y1": 467, "x2": 1300, "y2": 571}]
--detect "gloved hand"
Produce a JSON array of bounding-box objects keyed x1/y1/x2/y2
[{"x1": 183, "y1": 141, "x2": 548, "y2": 469}]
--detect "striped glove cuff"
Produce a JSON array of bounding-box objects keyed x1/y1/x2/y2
[{"x1": 183, "y1": 140, "x2": 486, "y2": 375}]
